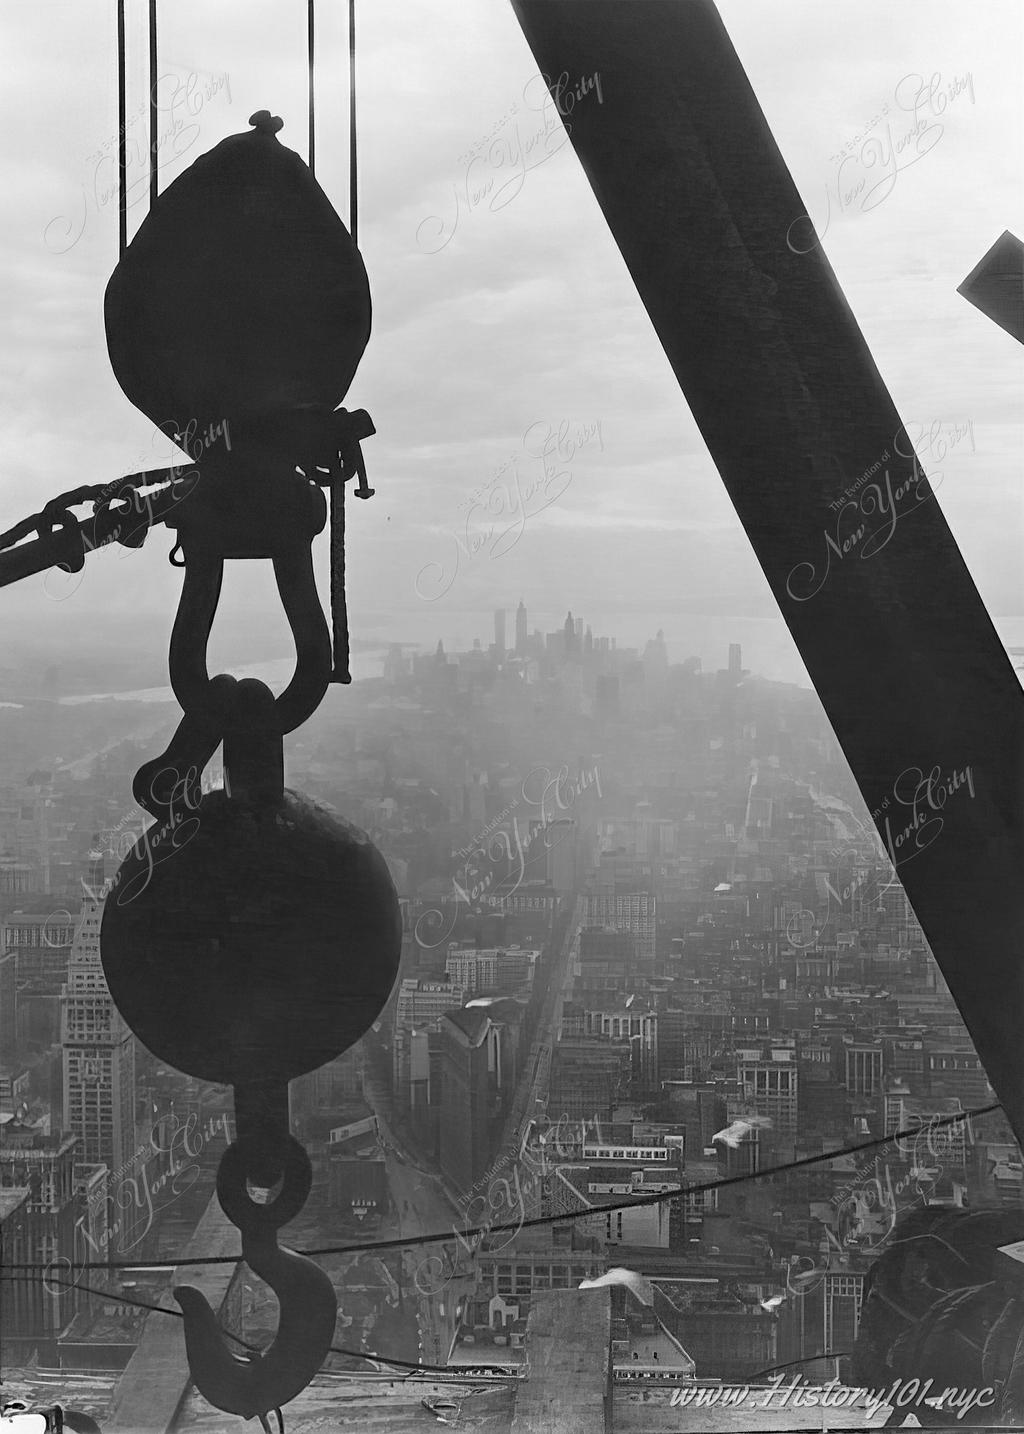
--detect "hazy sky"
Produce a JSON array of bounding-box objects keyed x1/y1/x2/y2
[{"x1": 1, "y1": 1, "x2": 1021, "y2": 684}]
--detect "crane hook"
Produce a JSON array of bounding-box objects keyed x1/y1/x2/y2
[
  {"x1": 173, "y1": 1135, "x2": 337, "y2": 1420},
  {"x1": 175, "y1": 1228, "x2": 337, "y2": 1420}
]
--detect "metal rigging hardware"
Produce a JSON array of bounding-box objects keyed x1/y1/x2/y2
[{"x1": 1, "y1": 103, "x2": 400, "y2": 1429}]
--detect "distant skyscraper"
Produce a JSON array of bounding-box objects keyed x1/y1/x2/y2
[
  {"x1": 61, "y1": 892, "x2": 136, "y2": 1179},
  {"x1": 494, "y1": 608, "x2": 506, "y2": 658},
  {"x1": 515, "y1": 600, "x2": 528, "y2": 655},
  {"x1": 383, "y1": 644, "x2": 406, "y2": 685},
  {"x1": 564, "y1": 610, "x2": 577, "y2": 658},
  {"x1": 729, "y1": 643, "x2": 742, "y2": 675},
  {"x1": 644, "y1": 630, "x2": 668, "y2": 679}
]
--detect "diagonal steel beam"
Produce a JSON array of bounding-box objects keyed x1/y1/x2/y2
[
  {"x1": 958, "y1": 229, "x2": 1024, "y2": 345},
  {"x1": 509, "y1": 0, "x2": 1024, "y2": 1141}
]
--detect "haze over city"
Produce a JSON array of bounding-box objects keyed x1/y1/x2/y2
[{"x1": 1, "y1": 1, "x2": 1022, "y2": 1429}]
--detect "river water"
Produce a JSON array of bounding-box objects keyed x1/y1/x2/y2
[{"x1": 57, "y1": 649, "x2": 389, "y2": 705}]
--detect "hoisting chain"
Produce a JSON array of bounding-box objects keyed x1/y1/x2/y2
[
  {"x1": 0, "y1": 467, "x2": 198, "y2": 581},
  {"x1": 0, "y1": 410, "x2": 375, "y2": 691}
]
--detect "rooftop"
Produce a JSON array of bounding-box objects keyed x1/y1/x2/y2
[
  {"x1": 444, "y1": 1006, "x2": 492, "y2": 1043},
  {"x1": 3, "y1": 1287, "x2": 930, "y2": 1430},
  {"x1": 177, "y1": 1375, "x2": 516, "y2": 1433}
]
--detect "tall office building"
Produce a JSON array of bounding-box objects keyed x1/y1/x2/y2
[
  {"x1": 438, "y1": 1007, "x2": 517, "y2": 1194},
  {"x1": 515, "y1": 600, "x2": 528, "y2": 655},
  {"x1": 737, "y1": 1045, "x2": 799, "y2": 1134},
  {"x1": 61, "y1": 895, "x2": 136, "y2": 1179},
  {"x1": 494, "y1": 608, "x2": 506, "y2": 658},
  {"x1": 729, "y1": 643, "x2": 742, "y2": 674},
  {"x1": 439, "y1": 1008, "x2": 495, "y2": 1193}
]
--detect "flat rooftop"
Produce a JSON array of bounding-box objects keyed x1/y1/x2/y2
[{"x1": 176, "y1": 1375, "x2": 516, "y2": 1432}]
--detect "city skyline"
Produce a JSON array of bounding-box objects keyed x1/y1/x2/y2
[
  {"x1": 0, "y1": 583, "x2": 1016, "y2": 1421},
  {"x1": 1, "y1": 0, "x2": 1022, "y2": 1423},
  {"x1": 1, "y1": 2, "x2": 1020, "y2": 686}
]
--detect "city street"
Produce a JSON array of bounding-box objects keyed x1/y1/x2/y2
[{"x1": 363, "y1": 1060, "x2": 479, "y2": 1367}]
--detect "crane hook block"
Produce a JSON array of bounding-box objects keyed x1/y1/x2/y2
[{"x1": 103, "y1": 114, "x2": 371, "y2": 451}]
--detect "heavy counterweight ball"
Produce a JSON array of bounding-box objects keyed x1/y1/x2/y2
[{"x1": 100, "y1": 790, "x2": 401, "y2": 1086}]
